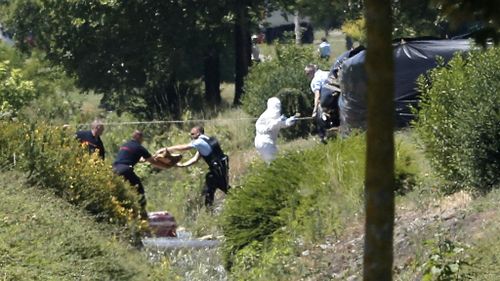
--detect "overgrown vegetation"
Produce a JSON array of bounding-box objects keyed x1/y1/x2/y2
[
  {"x1": 0, "y1": 122, "x2": 147, "y2": 243},
  {"x1": 0, "y1": 44, "x2": 81, "y2": 124},
  {"x1": 0, "y1": 171, "x2": 170, "y2": 280},
  {"x1": 415, "y1": 47, "x2": 500, "y2": 191},
  {"x1": 220, "y1": 133, "x2": 421, "y2": 279},
  {"x1": 421, "y1": 238, "x2": 476, "y2": 281},
  {"x1": 0, "y1": 58, "x2": 35, "y2": 119},
  {"x1": 1, "y1": 4, "x2": 499, "y2": 277}
]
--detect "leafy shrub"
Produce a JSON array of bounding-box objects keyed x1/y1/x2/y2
[
  {"x1": 414, "y1": 47, "x2": 500, "y2": 190},
  {"x1": 0, "y1": 121, "x2": 21, "y2": 169},
  {"x1": 241, "y1": 43, "x2": 323, "y2": 139},
  {"x1": 275, "y1": 88, "x2": 314, "y2": 139},
  {"x1": 0, "y1": 60, "x2": 36, "y2": 119},
  {"x1": 421, "y1": 238, "x2": 476, "y2": 281},
  {"x1": 221, "y1": 152, "x2": 309, "y2": 270},
  {"x1": 0, "y1": 121, "x2": 147, "y2": 243}
]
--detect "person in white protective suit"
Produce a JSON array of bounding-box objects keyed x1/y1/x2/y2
[{"x1": 254, "y1": 97, "x2": 297, "y2": 164}]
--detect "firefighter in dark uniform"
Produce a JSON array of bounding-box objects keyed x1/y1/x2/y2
[
  {"x1": 112, "y1": 130, "x2": 169, "y2": 219},
  {"x1": 75, "y1": 119, "x2": 106, "y2": 159},
  {"x1": 165, "y1": 125, "x2": 230, "y2": 207}
]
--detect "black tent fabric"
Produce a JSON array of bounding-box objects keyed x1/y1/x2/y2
[
  {"x1": 337, "y1": 39, "x2": 472, "y2": 132},
  {"x1": 329, "y1": 45, "x2": 366, "y2": 78}
]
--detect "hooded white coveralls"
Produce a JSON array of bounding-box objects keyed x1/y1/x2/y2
[{"x1": 254, "y1": 97, "x2": 296, "y2": 164}]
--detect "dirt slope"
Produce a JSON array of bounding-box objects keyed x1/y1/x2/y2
[{"x1": 296, "y1": 190, "x2": 499, "y2": 280}]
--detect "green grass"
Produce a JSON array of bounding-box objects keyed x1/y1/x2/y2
[
  {"x1": 220, "y1": 82, "x2": 235, "y2": 105},
  {"x1": 0, "y1": 171, "x2": 169, "y2": 281},
  {"x1": 466, "y1": 188, "x2": 500, "y2": 280}
]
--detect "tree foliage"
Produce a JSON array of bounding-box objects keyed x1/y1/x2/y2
[
  {"x1": 392, "y1": 0, "x2": 441, "y2": 38},
  {"x1": 0, "y1": 59, "x2": 35, "y2": 119},
  {"x1": 434, "y1": 0, "x2": 500, "y2": 45},
  {"x1": 0, "y1": 42, "x2": 80, "y2": 123},
  {"x1": 295, "y1": 0, "x2": 364, "y2": 30},
  {"x1": 3, "y1": 0, "x2": 239, "y2": 119},
  {"x1": 342, "y1": 17, "x2": 367, "y2": 45}
]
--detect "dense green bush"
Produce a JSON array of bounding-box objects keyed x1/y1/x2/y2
[
  {"x1": 414, "y1": 47, "x2": 500, "y2": 190},
  {"x1": 241, "y1": 43, "x2": 328, "y2": 139},
  {"x1": 220, "y1": 133, "x2": 420, "y2": 277},
  {"x1": 221, "y1": 152, "x2": 309, "y2": 271},
  {"x1": 0, "y1": 60, "x2": 36, "y2": 118},
  {"x1": 0, "y1": 121, "x2": 147, "y2": 243}
]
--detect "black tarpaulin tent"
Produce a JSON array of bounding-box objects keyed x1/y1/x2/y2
[{"x1": 337, "y1": 39, "x2": 472, "y2": 132}]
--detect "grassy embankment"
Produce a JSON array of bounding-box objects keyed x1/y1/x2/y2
[{"x1": 0, "y1": 171, "x2": 171, "y2": 280}]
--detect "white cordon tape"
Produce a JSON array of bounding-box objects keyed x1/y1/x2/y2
[{"x1": 75, "y1": 116, "x2": 313, "y2": 127}]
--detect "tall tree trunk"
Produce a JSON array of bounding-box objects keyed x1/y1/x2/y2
[
  {"x1": 204, "y1": 47, "x2": 221, "y2": 105},
  {"x1": 294, "y1": 10, "x2": 301, "y2": 45},
  {"x1": 233, "y1": 0, "x2": 250, "y2": 106},
  {"x1": 363, "y1": 0, "x2": 395, "y2": 280}
]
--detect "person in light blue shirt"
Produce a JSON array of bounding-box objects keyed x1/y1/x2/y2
[
  {"x1": 305, "y1": 64, "x2": 329, "y2": 118},
  {"x1": 305, "y1": 64, "x2": 332, "y2": 143},
  {"x1": 318, "y1": 37, "x2": 331, "y2": 60},
  {"x1": 189, "y1": 134, "x2": 213, "y2": 157},
  {"x1": 166, "y1": 126, "x2": 230, "y2": 207}
]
